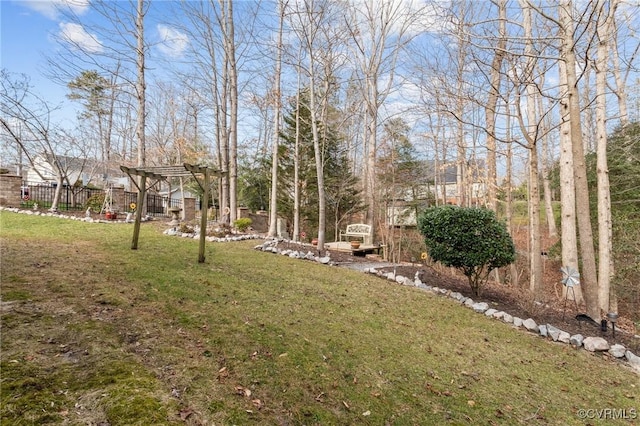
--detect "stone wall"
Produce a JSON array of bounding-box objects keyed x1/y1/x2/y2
[
  {"x1": 183, "y1": 198, "x2": 195, "y2": 221},
  {"x1": 0, "y1": 175, "x2": 22, "y2": 207},
  {"x1": 249, "y1": 211, "x2": 269, "y2": 233}
]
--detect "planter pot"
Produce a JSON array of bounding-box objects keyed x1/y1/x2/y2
[
  {"x1": 311, "y1": 239, "x2": 318, "y2": 246},
  {"x1": 105, "y1": 212, "x2": 117, "y2": 220},
  {"x1": 350, "y1": 241, "x2": 361, "y2": 249}
]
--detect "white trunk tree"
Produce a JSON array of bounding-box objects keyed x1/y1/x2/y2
[
  {"x1": 267, "y1": 0, "x2": 286, "y2": 237},
  {"x1": 595, "y1": 0, "x2": 616, "y2": 312},
  {"x1": 559, "y1": 0, "x2": 600, "y2": 319}
]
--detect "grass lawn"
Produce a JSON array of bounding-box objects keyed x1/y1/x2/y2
[{"x1": 1, "y1": 211, "x2": 638, "y2": 425}]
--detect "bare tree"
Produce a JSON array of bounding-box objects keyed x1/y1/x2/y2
[
  {"x1": 46, "y1": 0, "x2": 152, "y2": 172},
  {"x1": 1, "y1": 71, "x2": 72, "y2": 211},
  {"x1": 558, "y1": 0, "x2": 600, "y2": 319},
  {"x1": 595, "y1": 0, "x2": 616, "y2": 312},
  {"x1": 516, "y1": 0, "x2": 543, "y2": 300},
  {"x1": 344, "y1": 0, "x2": 425, "y2": 236},
  {"x1": 484, "y1": 0, "x2": 507, "y2": 212},
  {"x1": 558, "y1": 57, "x2": 584, "y2": 305},
  {"x1": 219, "y1": 0, "x2": 239, "y2": 223},
  {"x1": 286, "y1": 0, "x2": 330, "y2": 250},
  {"x1": 268, "y1": 0, "x2": 286, "y2": 237}
]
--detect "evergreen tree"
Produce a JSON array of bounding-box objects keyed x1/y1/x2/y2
[{"x1": 278, "y1": 90, "x2": 362, "y2": 240}]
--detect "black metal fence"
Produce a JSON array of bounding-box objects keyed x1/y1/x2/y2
[{"x1": 19, "y1": 183, "x2": 182, "y2": 217}]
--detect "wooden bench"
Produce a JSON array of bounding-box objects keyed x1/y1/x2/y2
[{"x1": 339, "y1": 223, "x2": 372, "y2": 245}]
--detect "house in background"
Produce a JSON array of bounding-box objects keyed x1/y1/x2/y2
[
  {"x1": 26, "y1": 154, "x2": 128, "y2": 189},
  {"x1": 159, "y1": 187, "x2": 197, "y2": 201},
  {"x1": 386, "y1": 159, "x2": 487, "y2": 227}
]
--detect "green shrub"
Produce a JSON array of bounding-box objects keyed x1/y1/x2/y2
[
  {"x1": 233, "y1": 218, "x2": 252, "y2": 232},
  {"x1": 85, "y1": 193, "x2": 106, "y2": 212},
  {"x1": 418, "y1": 206, "x2": 515, "y2": 296}
]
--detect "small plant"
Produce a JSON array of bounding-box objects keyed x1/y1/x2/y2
[
  {"x1": 86, "y1": 193, "x2": 106, "y2": 212},
  {"x1": 233, "y1": 217, "x2": 252, "y2": 233},
  {"x1": 207, "y1": 223, "x2": 232, "y2": 238},
  {"x1": 418, "y1": 205, "x2": 515, "y2": 296},
  {"x1": 178, "y1": 224, "x2": 195, "y2": 233}
]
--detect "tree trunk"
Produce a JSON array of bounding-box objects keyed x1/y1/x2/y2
[
  {"x1": 535, "y1": 74, "x2": 558, "y2": 239},
  {"x1": 519, "y1": 0, "x2": 542, "y2": 300},
  {"x1": 595, "y1": 0, "x2": 615, "y2": 312},
  {"x1": 610, "y1": 16, "x2": 629, "y2": 125},
  {"x1": 484, "y1": 0, "x2": 506, "y2": 213},
  {"x1": 223, "y1": 0, "x2": 238, "y2": 224},
  {"x1": 267, "y1": 1, "x2": 285, "y2": 238},
  {"x1": 135, "y1": 0, "x2": 147, "y2": 214},
  {"x1": 293, "y1": 61, "x2": 301, "y2": 242},
  {"x1": 308, "y1": 58, "x2": 326, "y2": 252},
  {"x1": 560, "y1": 0, "x2": 600, "y2": 320},
  {"x1": 558, "y1": 58, "x2": 584, "y2": 305},
  {"x1": 455, "y1": 11, "x2": 467, "y2": 207},
  {"x1": 505, "y1": 104, "x2": 518, "y2": 287}
]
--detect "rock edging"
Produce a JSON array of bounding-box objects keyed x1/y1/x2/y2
[
  {"x1": 364, "y1": 266, "x2": 640, "y2": 375},
  {"x1": 0, "y1": 206, "x2": 145, "y2": 223},
  {"x1": 252, "y1": 238, "x2": 640, "y2": 375}
]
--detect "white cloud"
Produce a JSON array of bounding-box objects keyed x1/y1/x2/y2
[
  {"x1": 19, "y1": 0, "x2": 90, "y2": 20},
  {"x1": 58, "y1": 22, "x2": 103, "y2": 53},
  {"x1": 157, "y1": 24, "x2": 189, "y2": 58}
]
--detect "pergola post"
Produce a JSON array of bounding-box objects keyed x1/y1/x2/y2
[
  {"x1": 198, "y1": 168, "x2": 209, "y2": 263},
  {"x1": 131, "y1": 173, "x2": 147, "y2": 250}
]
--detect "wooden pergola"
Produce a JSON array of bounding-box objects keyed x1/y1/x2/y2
[{"x1": 120, "y1": 163, "x2": 224, "y2": 263}]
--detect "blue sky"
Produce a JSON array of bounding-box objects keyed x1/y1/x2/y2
[
  {"x1": 1, "y1": 1, "x2": 73, "y2": 116},
  {"x1": 1, "y1": 0, "x2": 193, "y2": 125}
]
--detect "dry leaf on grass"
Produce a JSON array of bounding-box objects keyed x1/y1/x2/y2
[{"x1": 235, "y1": 385, "x2": 251, "y2": 397}]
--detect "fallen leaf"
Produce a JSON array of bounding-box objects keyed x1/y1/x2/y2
[
  {"x1": 252, "y1": 399, "x2": 262, "y2": 409},
  {"x1": 425, "y1": 383, "x2": 442, "y2": 396},
  {"x1": 467, "y1": 400, "x2": 475, "y2": 407},
  {"x1": 235, "y1": 385, "x2": 252, "y2": 397},
  {"x1": 179, "y1": 408, "x2": 194, "y2": 420},
  {"x1": 362, "y1": 410, "x2": 371, "y2": 416},
  {"x1": 342, "y1": 401, "x2": 350, "y2": 409}
]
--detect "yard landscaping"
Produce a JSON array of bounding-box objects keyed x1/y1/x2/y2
[{"x1": 1, "y1": 211, "x2": 638, "y2": 425}]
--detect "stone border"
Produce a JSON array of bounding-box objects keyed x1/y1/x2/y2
[
  {"x1": 363, "y1": 266, "x2": 640, "y2": 375},
  {"x1": 252, "y1": 238, "x2": 640, "y2": 376},
  {"x1": 0, "y1": 206, "x2": 144, "y2": 223},
  {"x1": 163, "y1": 226, "x2": 265, "y2": 243}
]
